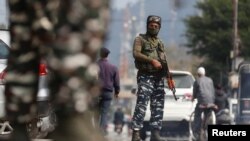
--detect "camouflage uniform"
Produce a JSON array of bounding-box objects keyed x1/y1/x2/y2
[
  {"x1": 5, "y1": 0, "x2": 110, "y2": 141},
  {"x1": 131, "y1": 15, "x2": 169, "y2": 141},
  {"x1": 132, "y1": 73, "x2": 165, "y2": 129},
  {"x1": 131, "y1": 34, "x2": 166, "y2": 130}
]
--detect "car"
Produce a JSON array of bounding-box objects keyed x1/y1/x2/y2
[
  {"x1": 131, "y1": 70, "x2": 196, "y2": 140},
  {"x1": 0, "y1": 35, "x2": 56, "y2": 138},
  {"x1": 0, "y1": 38, "x2": 11, "y2": 118}
]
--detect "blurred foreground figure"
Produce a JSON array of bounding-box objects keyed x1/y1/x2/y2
[{"x1": 5, "y1": 0, "x2": 110, "y2": 141}]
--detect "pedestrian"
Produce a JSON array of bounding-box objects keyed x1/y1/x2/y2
[
  {"x1": 97, "y1": 47, "x2": 120, "y2": 135},
  {"x1": 191, "y1": 67, "x2": 215, "y2": 139},
  {"x1": 214, "y1": 84, "x2": 231, "y2": 124},
  {"x1": 214, "y1": 84, "x2": 229, "y2": 112},
  {"x1": 113, "y1": 107, "x2": 125, "y2": 133},
  {"x1": 4, "y1": 1, "x2": 111, "y2": 141},
  {"x1": 131, "y1": 15, "x2": 173, "y2": 141}
]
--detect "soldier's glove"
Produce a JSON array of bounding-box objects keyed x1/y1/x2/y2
[
  {"x1": 151, "y1": 59, "x2": 162, "y2": 69},
  {"x1": 167, "y1": 78, "x2": 175, "y2": 90}
]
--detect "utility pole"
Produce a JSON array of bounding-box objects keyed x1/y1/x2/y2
[
  {"x1": 232, "y1": 0, "x2": 238, "y2": 72},
  {"x1": 229, "y1": 0, "x2": 239, "y2": 98}
]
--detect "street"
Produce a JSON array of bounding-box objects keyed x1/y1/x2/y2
[
  {"x1": 105, "y1": 123, "x2": 189, "y2": 141},
  {"x1": 0, "y1": 119, "x2": 189, "y2": 141}
]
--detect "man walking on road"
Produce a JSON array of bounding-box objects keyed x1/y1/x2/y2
[
  {"x1": 97, "y1": 47, "x2": 120, "y2": 135},
  {"x1": 131, "y1": 15, "x2": 173, "y2": 141}
]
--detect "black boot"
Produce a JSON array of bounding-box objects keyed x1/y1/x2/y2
[
  {"x1": 132, "y1": 130, "x2": 141, "y2": 141},
  {"x1": 150, "y1": 130, "x2": 164, "y2": 141}
]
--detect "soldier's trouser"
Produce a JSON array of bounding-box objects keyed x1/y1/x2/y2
[{"x1": 131, "y1": 74, "x2": 165, "y2": 130}]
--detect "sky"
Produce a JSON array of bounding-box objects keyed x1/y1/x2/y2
[
  {"x1": 0, "y1": 0, "x2": 135, "y2": 27},
  {"x1": 112, "y1": 0, "x2": 139, "y2": 10},
  {"x1": 0, "y1": 0, "x2": 8, "y2": 26}
]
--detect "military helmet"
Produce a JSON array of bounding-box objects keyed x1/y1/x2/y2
[{"x1": 147, "y1": 15, "x2": 161, "y2": 27}]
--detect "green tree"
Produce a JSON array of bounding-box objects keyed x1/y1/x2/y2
[{"x1": 184, "y1": 0, "x2": 250, "y2": 86}]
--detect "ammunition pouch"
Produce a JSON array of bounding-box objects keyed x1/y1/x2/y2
[
  {"x1": 134, "y1": 60, "x2": 156, "y2": 72},
  {"x1": 135, "y1": 61, "x2": 166, "y2": 77}
]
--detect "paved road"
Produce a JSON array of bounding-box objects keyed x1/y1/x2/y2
[
  {"x1": 105, "y1": 123, "x2": 190, "y2": 141},
  {"x1": 1, "y1": 123, "x2": 190, "y2": 141}
]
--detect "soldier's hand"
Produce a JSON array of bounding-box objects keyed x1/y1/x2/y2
[
  {"x1": 151, "y1": 59, "x2": 162, "y2": 69},
  {"x1": 191, "y1": 98, "x2": 194, "y2": 103}
]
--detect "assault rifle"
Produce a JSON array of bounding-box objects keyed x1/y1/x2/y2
[
  {"x1": 156, "y1": 43, "x2": 178, "y2": 101},
  {"x1": 161, "y1": 61, "x2": 179, "y2": 101}
]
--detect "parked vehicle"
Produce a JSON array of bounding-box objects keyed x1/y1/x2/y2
[
  {"x1": 131, "y1": 70, "x2": 196, "y2": 140},
  {"x1": 235, "y1": 62, "x2": 250, "y2": 124},
  {"x1": 0, "y1": 38, "x2": 56, "y2": 139},
  {"x1": 0, "y1": 39, "x2": 11, "y2": 120},
  {"x1": 26, "y1": 62, "x2": 57, "y2": 139}
]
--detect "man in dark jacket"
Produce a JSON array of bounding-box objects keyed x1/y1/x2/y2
[
  {"x1": 214, "y1": 84, "x2": 231, "y2": 124},
  {"x1": 97, "y1": 47, "x2": 120, "y2": 135},
  {"x1": 215, "y1": 84, "x2": 229, "y2": 111}
]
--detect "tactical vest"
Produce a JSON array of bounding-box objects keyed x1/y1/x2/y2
[{"x1": 134, "y1": 34, "x2": 167, "y2": 73}]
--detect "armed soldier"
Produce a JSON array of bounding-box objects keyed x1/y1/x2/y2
[{"x1": 131, "y1": 15, "x2": 174, "y2": 141}]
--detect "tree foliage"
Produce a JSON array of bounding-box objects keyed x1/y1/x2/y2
[{"x1": 184, "y1": 0, "x2": 250, "y2": 86}]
